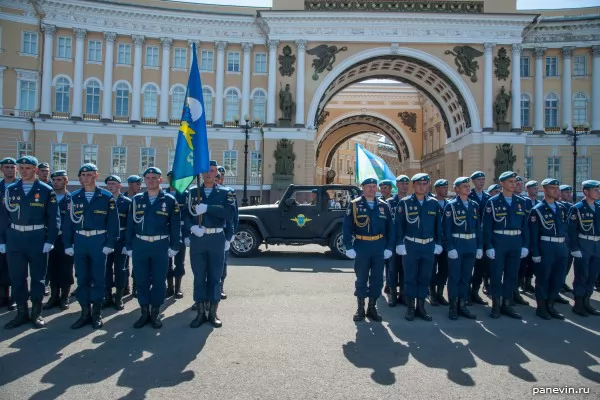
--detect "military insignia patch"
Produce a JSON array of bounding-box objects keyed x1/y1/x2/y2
[
  {"x1": 486, "y1": 207, "x2": 491, "y2": 213},
  {"x1": 291, "y1": 214, "x2": 312, "y2": 228},
  {"x1": 571, "y1": 214, "x2": 577, "y2": 220},
  {"x1": 530, "y1": 216, "x2": 536, "y2": 223},
  {"x1": 109, "y1": 204, "x2": 115, "y2": 210}
]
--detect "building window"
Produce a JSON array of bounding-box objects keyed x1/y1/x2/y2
[
  {"x1": 202, "y1": 88, "x2": 213, "y2": 122},
  {"x1": 168, "y1": 148, "x2": 176, "y2": 171},
  {"x1": 17, "y1": 142, "x2": 32, "y2": 158},
  {"x1": 140, "y1": 147, "x2": 156, "y2": 172},
  {"x1": 57, "y1": 37, "x2": 72, "y2": 59},
  {"x1": 88, "y1": 40, "x2": 102, "y2": 62},
  {"x1": 227, "y1": 52, "x2": 240, "y2": 72},
  {"x1": 171, "y1": 86, "x2": 185, "y2": 119},
  {"x1": 520, "y1": 56, "x2": 530, "y2": 77},
  {"x1": 111, "y1": 146, "x2": 127, "y2": 176},
  {"x1": 143, "y1": 84, "x2": 158, "y2": 118},
  {"x1": 19, "y1": 80, "x2": 36, "y2": 111},
  {"x1": 251, "y1": 89, "x2": 266, "y2": 123},
  {"x1": 173, "y1": 48, "x2": 187, "y2": 69},
  {"x1": 51, "y1": 143, "x2": 68, "y2": 171},
  {"x1": 82, "y1": 144, "x2": 98, "y2": 165},
  {"x1": 573, "y1": 93, "x2": 588, "y2": 126},
  {"x1": 145, "y1": 45, "x2": 159, "y2": 67},
  {"x1": 338, "y1": 158, "x2": 343, "y2": 172},
  {"x1": 520, "y1": 94, "x2": 530, "y2": 127},
  {"x1": 254, "y1": 53, "x2": 267, "y2": 73},
  {"x1": 22, "y1": 31, "x2": 38, "y2": 55},
  {"x1": 573, "y1": 55, "x2": 587, "y2": 77},
  {"x1": 223, "y1": 150, "x2": 237, "y2": 176},
  {"x1": 545, "y1": 56, "x2": 558, "y2": 77},
  {"x1": 576, "y1": 157, "x2": 590, "y2": 191},
  {"x1": 250, "y1": 151, "x2": 262, "y2": 178},
  {"x1": 545, "y1": 93, "x2": 558, "y2": 127},
  {"x1": 200, "y1": 49, "x2": 213, "y2": 72},
  {"x1": 115, "y1": 83, "x2": 129, "y2": 117},
  {"x1": 346, "y1": 142, "x2": 350, "y2": 150},
  {"x1": 225, "y1": 89, "x2": 239, "y2": 122},
  {"x1": 117, "y1": 43, "x2": 131, "y2": 65},
  {"x1": 524, "y1": 156, "x2": 533, "y2": 181},
  {"x1": 85, "y1": 80, "x2": 101, "y2": 114},
  {"x1": 54, "y1": 77, "x2": 70, "y2": 113},
  {"x1": 547, "y1": 157, "x2": 560, "y2": 179}
]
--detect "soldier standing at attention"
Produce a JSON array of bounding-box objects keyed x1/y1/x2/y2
[
  {"x1": 63, "y1": 164, "x2": 120, "y2": 329},
  {"x1": 529, "y1": 179, "x2": 568, "y2": 320},
  {"x1": 378, "y1": 179, "x2": 393, "y2": 297},
  {"x1": 516, "y1": 180, "x2": 541, "y2": 301},
  {"x1": 125, "y1": 167, "x2": 180, "y2": 329},
  {"x1": 215, "y1": 166, "x2": 238, "y2": 300},
  {"x1": 43, "y1": 171, "x2": 73, "y2": 312},
  {"x1": 568, "y1": 180, "x2": 600, "y2": 317},
  {"x1": 125, "y1": 175, "x2": 143, "y2": 297},
  {"x1": 443, "y1": 177, "x2": 482, "y2": 320},
  {"x1": 515, "y1": 176, "x2": 525, "y2": 197},
  {"x1": 395, "y1": 173, "x2": 443, "y2": 321},
  {"x1": 103, "y1": 175, "x2": 131, "y2": 310},
  {"x1": 487, "y1": 184, "x2": 502, "y2": 197},
  {"x1": 482, "y1": 171, "x2": 530, "y2": 319},
  {"x1": 343, "y1": 177, "x2": 394, "y2": 322},
  {"x1": 37, "y1": 162, "x2": 52, "y2": 296},
  {"x1": 430, "y1": 179, "x2": 449, "y2": 307},
  {"x1": 386, "y1": 175, "x2": 410, "y2": 306},
  {"x1": 0, "y1": 156, "x2": 59, "y2": 329},
  {"x1": 166, "y1": 171, "x2": 189, "y2": 300},
  {"x1": 186, "y1": 161, "x2": 235, "y2": 328},
  {"x1": 0, "y1": 157, "x2": 18, "y2": 311},
  {"x1": 467, "y1": 171, "x2": 490, "y2": 305},
  {"x1": 558, "y1": 184, "x2": 574, "y2": 294}
]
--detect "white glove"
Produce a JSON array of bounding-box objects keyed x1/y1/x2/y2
[
  {"x1": 476, "y1": 249, "x2": 483, "y2": 260},
  {"x1": 42, "y1": 243, "x2": 54, "y2": 253},
  {"x1": 532, "y1": 256, "x2": 542, "y2": 263},
  {"x1": 184, "y1": 237, "x2": 191, "y2": 247},
  {"x1": 345, "y1": 249, "x2": 356, "y2": 259},
  {"x1": 447, "y1": 249, "x2": 458, "y2": 259},
  {"x1": 168, "y1": 248, "x2": 178, "y2": 257},
  {"x1": 396, "y1": 244, "x2": 407, "y2": 256},
  {"x1": 384, "y1": 249, "x2": 392, "y2": 259},
  {"x1": 571, "y1": 250, "x2": 583, "y2": 258},
  {"x1": 520, "y1": 248, "x2": 529, "y2": 258},
  {"x1": 486, "y1": 249, "x2": 495, "y2": 259},
  {"x1": 102, "y1": 247, "x2": 114, "y2": 255},
  {"x1": 224, "y1": 240, "x2": 230, "y2": 251},
  {"x1": 0, "y1": 244, "x2": 6, "y2": 254},
  {"x1": 122, "y1": 247, "x2": 129, "y2": 255},
  {"x1": 434, "y1": 245, "x2": 443, "y2": 255},
  {"x1": 125, "y1": 249, "x2": 133, "y2": 257},
  {"x1": 191, "y1": 225, "x2": 205, "y2": 238},
  {"x1": 195, "y1": 203, "x2": 208, "y2": 215},
  {"x1": 65, "y1": 247, "x2": 75, "y2": 256}
]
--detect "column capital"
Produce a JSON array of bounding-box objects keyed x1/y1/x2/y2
[
  {"x1": 103, "y1": 32, "x2": 117, "y2": 44},
  {"x1": 592, "y1": 45, "x2": 600, "y2": 57},
  {"x1": 73, "y1": 28, "x2": 87, "y2": 40},
  {"x1": 42, "y1": 24, "x2": 56, "y2": 37},
  {"x1": 561, "y1": 46, "x2": 575, "y2": 59},
  {"x1": 511, "y1": 43, "x2": 523, "y2": 55},
  {"x1": 216, "y1": 41, "x2": 228, "y2": 52},
  {"x1": 132, "y1": 35, "x2": 145, "y2": 46},
  {"x1": 267, "y1": 40, "x2": 280, "y2": 51},
  {"x1": 160, "y1": 37, "x2": 173, "y2": 49},
  {"x1": 295, "y1": 39, "x2": 308, "y2": 51},
  {"x1": 533, "y1": 47, "x2": 546, "y2": 59},
  {"x1": 188, "y1": 39, "x2": 200, "y2": 47},
  {"x1": 242, "y1": 42, "x2": 254, "y2": 53},
  {"x1": 483, "y1": 43, "x2": 496, "y2": 53}
]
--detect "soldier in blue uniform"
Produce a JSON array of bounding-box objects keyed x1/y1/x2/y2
[
  {"x1": 529, "y1": 178, "x2": 569, "y2": 320},
  {"x1": 385, "y1": 174, "x2": 410, "y2": 306},
  {"x1": 482, "y1": 171, "x2": 530, "y2": 319},
  {"x1": 0, "y1": 157, "x2": 18, "y2": 310},
  {"x1": 467, "y1": 171, "x2": 490, "y2": 305},
  {"x1": 517, "y1": 180, "x2": 541, "y2": 300},
  {"x1": 515, "y1": 175, "x2": 525, "y2": 197},
  {"x1": 166, "y1": 170, "x2": 188, "y2": 300},
  {"x1": 443, "y1": 177, "x2": 482, "y2": 320},
  {"x1": 378, "y1": 179, "x2": 393, "y2": 298},
  {"x1": 343, "y1": 177, "x2": 394, "y2": 322},
  {"x1": 558, "y1": 184, "x2": 575, "y2": 294},
  {"x1": 567, "y1": 180, "x2": 600, "y2": 316},
  {"x1": 215, "y1": 165, "x2": 239, "y2": 300},
  {"x1": 36, "y1": 162, "x2": 50, "y2": 184},
  {"x1": 186, "y1": 160, "x2": 236, "y2": 328},
  {"x1": 487, "y1": 184, "x2": 501, "y2": 197},
  {"x1": 43, "y1": 170, "x2": 74, "y2": 312},
  {"x1": 395, "y1": 173, "x2": 443, "y2": 321},
  {"x1": 63, "y1": 163, "x2": 120, "y2": 329},
  {"x1": 430, "y1": 179, "x2": 449, "y2": 307},
  {"x1": 125, "y1": 174, "x2": 143, "y2": 297},
  {"x1": 102, "y1": 175, "x2": 131, "y2": 310},
  {"x1": 0, "y1": 156, "x2": 59, "y2": 329}
]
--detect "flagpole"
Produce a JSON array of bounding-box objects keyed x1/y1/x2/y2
[{"x1": 196, "y1": 174, "x2": 202, "y2": 225}]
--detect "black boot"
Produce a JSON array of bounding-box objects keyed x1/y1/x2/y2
[
  {"x1": 563, "y1": 283, "x2": 573, "y2": 293},
  {"x1": 208, "y1": 302, "x2": 222, "y2": 328},
  {"x1": 113, "y1": 288, "x2": 125, "y2": 310},
  {"x1": 572, "y1": 296, "x2": 589, "y2": 317},
  {"x1": 583, "y1": 295, "x2": 600, "y2": 316},
  {"x1": 405, "y1": 297, "x2": 416, "y2": 321},
  {"x1": 512, "y1": 289, "x2": 529, "y2": 306},
  {"x1": 416, "y1": 298, "x2": 432, "y2": 321},
  {"x1": 191, "y1": 303, "x2": 198, "y2": 311},
  {"x1": 547, "y1": 300, "x2": 565, "y2": 320},
  {"x1": 43, "y1": 285, "x2": 60, "y2": 310},
  {"x1": 387, "y1": 287, "x2": 397, "y2": 307},
  {"x1": 44, "y1": 283, "x2": 50, "y2": 296},
  {"x1": 366, "y1": 298, "x2": 382, "y2": 322},
  {"x1": 8, "y1": 296, "x2": 16, "y2": 311},
  {"x1": 4, "y1": 303, "x2": 30, "y2": 329},
  {"x1": 448, "y1": 298, "x2": 458, "y2": 320},
  {"x1": 429, "y1": 285, "x2": 438, "y2": 306},
  {"x1": 134, "y1": 305, "x2": 150, "y2": 328},
  {"x1": 353, "y1": 297, "x2": 366, "y2": 322},
  {"x1": 30, "y1": 300, "x2": 46, "y2": 328},
  {"x1": 91, "y1": 301, "x2": 103, "y2": 329},
  {"x1": 524, "y1": 277, "x2": 535, "y2": 293},
  {"x1": 59, "y1": 286, "x2": 70, "y2": 310},
  {"x1": 483, "y1": 278, "x2": 490, "y2": 296},
  {"x1": 458, "y1": 298, "x2": 476, "y2": 319},
  {"x1": 554, "y1": 294, "x2": 569, "y2": 304},
  {"x1": 470, "y1": 287, "x2": 488, "y2": 305},
  {"x1": 175, "y1": 277, "x2": 184, "y2": 299},
  {"x1": 71, "y1": 304, "x2": 92, "y2": 329},
  {"x1": 150, "y1": 306, "x2": 162, "y2": 329},
  {"x1": 436, "y1": 285, "x2": 449, "y2": 306},
  {"x1": 535, "y1": 297, "x2": 551, "y2": 320},
  {"x1": 501, "y1": 297, "x2": 522, "y2": 319},
  {"x1": 220, "y1": 282, "x2": 227, "y2": 300},
  {"x1": 490, "y1": 297, "x2": 501, "y2": 319},
  {"x1": 101, "y1": 290, "x2": 114, "y2": 309},
  {"x1": 190, "y1": 302, "x2": 207, "y2": 328},
  {"x1": 166, "y1": 277, "x2": 175, "y2": 298},
  {"x1": 383, "y1": 285, "x2": 390, "y2": 294}
]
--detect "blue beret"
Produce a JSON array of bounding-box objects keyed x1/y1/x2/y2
[
  {"x1": 209, "y1": 160, "x2": 218, "y2": 167},
  {"x1": 395, "y1": 175, "x2": 410, "y2": 183},
  {"x1": 525, "y1": 180, "x2": 538, "y2": 188},
  {"x1": 216, "y1": 173, "x2": 222, "y2": 179},
  {"x1": 143, "y1": 167, "x2": 162, "y2": 176},
  {"x1": 541, "y1": 178, "x2": 559, "y2": 186},
  {"x1": 487, "y1": 183, "x2": 501, "y2": 192},
  {"x1": 217, "y1": 165, "x2": 225, "y2": 173},
  {"x1": 127, "y1": 175, "x2": 143, "y2": 183},
  {"x1": 0, "y1": 157, "x2": 16, "y2": 165},
  {"x1": 16, "y1": 156, "x2": 39, "y2": 166},
  {"x1": 470, "y1": 171, "x2": 485, "y2": 180},
  {"x1": 78, "y1": 163, "x2": 98, "y2": 175},
  {"x1": 582, "y1": 180, "x2": 600, "y2": 189},
  {"x1": 559, "y1": 184, "x2": 572, "y2": 191},
  {"x1": 105, "y1": 175, "x2": 122, "y2": 184},
  {"x1": 498, "y1": 171, "x2": 517, "y2": 182},
  {"x1": 37, "y1": 162, "x2": 50, "y2": 169},
  {"x1": 515, "y1": 175, "x2": 524, "y2": 182},
  {"x1": 50, "y1": 170, "x2": 67, "y2": 178},
  {"x1": 361, "y1": 177, "x2": 378, "y2": 186},
  {"x1": 434, "y1": 179, "x2": 448, "y2": 188},
  {"x1": 167, "y1": 170, "x2": 173, "y2": 177},
  {"x1": 379, "y1": 179, "x2": 393, "y2": 187},
  {"x1": 454, "y1": 177, "x2": 470, "y2": 187},
  {"x1": 411, "y1": 173, "x2": 430, "y2": 182}
]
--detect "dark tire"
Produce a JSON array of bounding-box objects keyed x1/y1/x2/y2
[
  {"x1": 328, "y1": 227, "x2": 349, "y2": 260},
  {"x1": 230, "y1": 224, "x2": 261, "y2": 258}
]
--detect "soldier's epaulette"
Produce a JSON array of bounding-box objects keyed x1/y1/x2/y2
[
  {"x1": 98, "y1": 188, "x2": 112, "y2": 197},
  {"x1": 133, "y1": 193, "x2": 145, "y2": 201},
  {"x1": 71, "y1": 188, "x2": 83, "y2": 196},
  {"x1": 351, "y1": 197, "x2": 362, "y2": 203},
  {"x1": 377, "y1": 197, "x2": 388, "y2": 204},
  {"x1": 163, "y1": 192, "x2": 176, "y2": 202},
  {"x1": 121, "y1": 196, "x2": 132, "y2": 204},
  {"x1": 402, "y1": 195, "x2": 411, "y2": 201},
  {"x1": 489, "y1": 194, "x2": 501, "y2": 202},
  {"x1": 572, "y1": 201, "x2": 584, "y2": 210},
  {"x1": 6, "y1": 181, "x2": 19, "y2": 191},
  {"x1": 38, "y1": 181, "x2": 53, "y2": 191},
  {"x1": 531, "y1": 202, "x2": 544, "y2": 211}
]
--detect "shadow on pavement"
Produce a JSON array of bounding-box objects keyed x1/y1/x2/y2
[{"x1": 229, "y1": 250, "x2": 354, "y2": 274}]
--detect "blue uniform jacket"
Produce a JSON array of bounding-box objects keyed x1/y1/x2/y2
[
  {"x1": 56, "y1": 191, "x2": 72, "y2": 233},
  {"x1": 166, "y1": 188, "x2": 189, "y2": 240},
  {"x1": 482, "y1": 193, "x2": 530, "y2": 249},
  {"x1": 221, "y1": 186, "x2": 239, "y2": 242},
  {"x1": 395, "y1": 194, "x2": 442, "y2": 246},
  {"x1": 529, "y1": 200, "x2": 568, "y2": 258},
  {"x1": 468, "y1": 189, "x2": 490, "y2": 219},
  {"x1": 63, "y1": 187, "x2": 120, "y2": 249},
  {"x1": 525, "y1": 197, "x2": 541, "y2": 213},
  {"x1": 0, "y1": 179, "x2": 60, "y2": 246},
  {"x1": 567, "y1": 200, "x2": 600, "y2": 253},
  {"x1": 126, "y1": 190, "x2": 181, "y2": 251},
  {"x1": 342, "y1": 196, "x2": 394, "y2": 251},
  {"x1": 115, "y1": 194, "x2": 131, "y2": 243},
  {"x1": 184, "y1": 184, "x2": 236, "y2": 235},
  {"x1": 387, "y1": 194, "x2": 402, "y2": 216},
  {"x1": 442, "y1": 197, "x2": 482, "y2": 251}
]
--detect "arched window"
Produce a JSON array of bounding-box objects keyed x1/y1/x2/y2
[
  {"x1": 520, "y1": 94, "x2": 530, "y2": 127},
  {"x1": 252, "y1": 89, "x2": 266, "y2": 123},
  {"x1": 573, "y1": 93, "x2": 588, "y2": 126},
  {"x1": 115, "y1": 83, "x2": 129, "y2": 117},
  {"x1": 54, "y1": 77, "x2": 70, "y2": 113},
  {"x1": 85, "y1": 80, "x2": 101, "y2": 114},
  {"x1": 202, "y1": 87, "x2": 213, "y2": 122},
  {"x1": 544, "y1": 93, "x2": 558, "y2": 128},
  {"x1": 225, "y1": 89, "x2": 239, "y2": 122},
  {"x1": 143, "y1": 84, "x2": 158, "y2": 118},
  {"x1": 171, "y1": 86, "x2": 185, "y2": 119}
]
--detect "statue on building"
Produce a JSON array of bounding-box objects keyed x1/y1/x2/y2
[
  {"x1": 494, "y1": 143, "x2": 517, "y2": 180},
  {"x1": 274, "y1": 139, "x2": 296, "y2": 175},
  {"x1": 494, "y1": 47, "x2": 511, "y2": 81},
  {"x1": 493, "y1": 86, "x2": 512, "y2": 130},
  {"x1": 306, "y1": 44, "x2": 348, "y2": 80},
  {"x1": 326, "y1": 169, "x2": 336, "y2": 184},
  {"x1": 398, "y1": 111, "x2": 417, "y2": 133},
  {"x1": 279, "y1": 83, "x2": 295, "y2": 120},
  {"x1": 444, "y1": 45, "x2": 484, "y2": 82},
  {"x1": 279, "y1": 45, "x2": 296, "y2": 77}
]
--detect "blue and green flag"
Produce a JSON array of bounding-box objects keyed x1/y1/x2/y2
[{"x1": 355, "y1": 143, "x2": 397, "y2": 192}]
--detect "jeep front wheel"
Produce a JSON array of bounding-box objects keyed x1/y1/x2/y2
[
  {"x1": 329, "y1": 228, "x2": 349, "y2": 260},
  {"x1": 230, "y1": 224, "x2": 261, "y2": 258}
]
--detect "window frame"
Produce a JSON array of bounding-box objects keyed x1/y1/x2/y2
[
  {"x1": 85, "y1": 80, "x2": 101, "y2": 115},
  {"x1": 18, "y1": 79, "x2": 37, "y2": 111},
  {"x1": 111, "y1": 146, "x2": 128, "y2": 176},
  {"x1": 575, "y1": 157, "x2": 590, "y2": 191},
  {"x1": 573, "y1": 92, "x2": 588, "y2": 126},
  {"x1": 168, "y1": 148, "x2": 176, "y2": 171},
  {"x1": 171, "y1": 86, "x2": 186, "y2": 119},
  {"x1": 520, "y1": 56, "x2": 530, "y2": 77},
  {"x1": 81, "y1": 144, "x2": 99, "y2": 166},
  {"x1": 251, "y1": 89, "x2": 267, "y2": 123},
  {"x1": 56, "y1": 36, "x2": 72, "y2": 60},
  {"x1": 51, "y1": 143, "x2": 69, "y2": 172},
  {"x1": 142, "y1": 84, "x2": 159, "y2": 118},
  {"x1": 140, "y1": 147, "x2": 156, "y2": 173},
  {"x1": 145, "y1": 45, "x2": 159, "y2": 67},
  {"x1": 573, "y1": 55, "x2": 587, "y2": 77},
  {"x1": 202, "y1": 87, "x2": 213, "y2": 122},
  {"x1": 115, "y1": 83, "x2": 130, "y2": 117},
  {"x1": 173, "y1": 47, "x2": 187, "y2": 70},
  {"x1": 227, "y1": 51, "x2": 241, "y2": 73},
  {"x1": 21, "y1": 31, "x2": 38, "y2": 56},
  {"x1": 545, "y1": 56, "x2": 558, "y2": 77},
  {"x1": 254, "y1": 52, "x2": 267, "y2": 74},
  {"x1": 544, "y1": 93, "x2": 559, "y2": 128},
  {"x1": 224, "y1": 89, "x2": 239, "y2": 122},
  {"x1": 547, "y1": 156, "x2": 561, "y2": 180},
  {"x1": 117, "y1": 42, "x2": 132, "y2": 65},
  {"x1": 250, "y1": 151, "x2": 262, "y2": 178},
  {"x1": 223, "y1": 150, "x2": 238, "y2": 177},
  {"x1": 54, "y1": 77, "x2": 71, "y2": 113},
  {"x1": 87, "y1": 40, "x2": 103, "y2": 62},
  {"x1": 200, "y1": 49, "x2": 214, "y2": 72},
  {"x1": 520, "y1": 93, "x2": 530, "y2": 127},
  {"x1": 17, "y1": 142, "x2": 32, "y2": 158}
]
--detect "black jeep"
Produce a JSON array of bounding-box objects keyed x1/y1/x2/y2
[{"x1": 230, "y1": 184, "x2": 361, "y2": 259}]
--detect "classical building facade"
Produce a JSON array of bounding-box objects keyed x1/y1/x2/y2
[{"x1": 0, "y1": 0, "x2": 598, "y2": 201}]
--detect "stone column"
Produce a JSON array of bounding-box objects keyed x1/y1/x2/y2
[
  {"x1": 188, "y1": 39, "x2": 199, "y2": 69},
  {"x1": 241, "y1": 42, "x2": 253, "y2": 120},
  {"x1": 214, "y1": 41, "x2": 227, "y2": 127},
  {"x1": 510, "y1": 44, "x2": 522, "y2": 132},
  {"x1": 533, "y1": 47, "x2": 546, "y2": 134},
  {"x1": 266, "y1": 39, "x2": 279, "y2": 126},
  {"x1": 591, "y1": 46, "x2": 600, "y2": 134},
  {"x1": 159, "y1": 37, "x2": 173, "y2": 125},
  {"x1": 40, "y1": 24, "x2": 56, "y2": 118},
  {"x1": 131, "y1": 34, "x2": 145, "y2": 123},
  {"x1": 71, "y1": 28, "x2": 87, "y2": 120},
  {"x1": 561, "y1": 46, "x2": 575, "y2": 130},
  {"x1": 0, "y1": 66, "x2": 5, "y2": 114},
  {"x1": 295, "y1": 39, "x2": 307, "y2": 127},
  {"x1": 482, "y1": 43, "x2": 495, "y2": 131},
  {"x1": 101, "y1": 32, "x2": 117, "y2": 122}
]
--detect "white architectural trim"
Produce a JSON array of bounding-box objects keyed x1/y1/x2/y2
[
  {"x1": 223, "y1": 86, "x2": 242, "y2": 99},
  {"x1": 169, "y1": 83, "x2": 186, "y2": 95},
  {"x1": 544, "y1": 91, "x2": 560, "y2": 103},
  {"x1": 112, "y1": 79, "x2": 132, "y2": 92},
  {"x1": 141, "y1": 82, "x2": 160, "y2": 95},
  {"x1": 250, "y1": 87, "x2": 267, "y2": 98},
  {"x1": 52, "y1": 74, "x2": 73, "y2": 87},
  {"x1": 83, "y1": 77, "x2": 103, "y2": 90},
  {"x1": 572, "y1": 91, "x2": 588, "y2": 100},
  {"x1": 202, "y1": 85, "x2": 215, "y2": 97}
]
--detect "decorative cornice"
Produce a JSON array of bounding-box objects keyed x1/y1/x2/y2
[
  {"x1": 303, "y1": 0, "x2": 485, "y2": 13},
  {"x1": 523, "y1": 18, "x2": 600, "y2": 47},
  {"x1": 15, "y1": 68, "x2": 39, "y2": 80}
]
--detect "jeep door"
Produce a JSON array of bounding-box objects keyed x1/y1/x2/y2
[{"x1": 279, "y1": 188, "x2": 322, "y2": 238}]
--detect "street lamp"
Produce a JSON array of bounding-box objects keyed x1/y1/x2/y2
[
  {"x1": 347, "y1": 167, "x2": 354, "y2": 185},
  {"x1": 239, "y1": 114, "x2": 254, "y2": 207},
  {"x1": 561, "y1": 122, "x2": 590, "y2": 203}
]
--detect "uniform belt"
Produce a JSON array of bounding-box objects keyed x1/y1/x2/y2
[
  {"x1": 540, "y1": 236, "x2": 565, "y2": 243},
  {"x1": 76, "y1": 230, "x2": 106, "y2": 237},
  {"x1": 405, "y1": 236, "x2": 433, "y2": 244},
  {"x1": 452, "y1": 233, "x2": 476, "y2": 239},
  {"x1": 355, "y1": 234, "x2": 383, "y2": 241},
  {"x1": 136, "y1": 234, "x2": 169, "y2": 242},
  {"x1": 578, "y1": 234, "x2": 600, "y2": 241},
  {"x1": 10, "y1": 224, "x2": 44, "y2": 232},
  {"x1": 205, "y1": 228, "x2": 223, "y2": 234},
  {"x1": 493, "y1": 230, "x2": 521, "y2": 236},
  {"x1": 120, "y1": 227, "x2": 126, "y2": 231}
]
